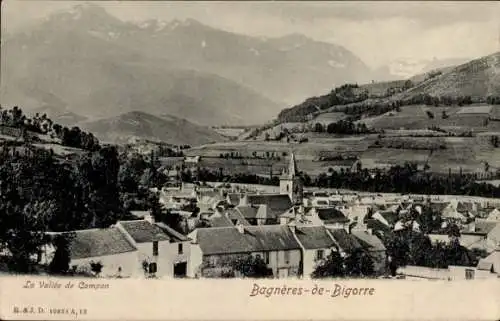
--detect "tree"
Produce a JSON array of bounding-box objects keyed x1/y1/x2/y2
[
  {"x1": 311, "y1": 251, "x2": 345, "y2": 278},
  {"x1": 314, "y1": 123, "x2": 324, "y2": 133},
  {"x1": 90, "y1": 261, "x2": 103, "y2": 277},
  {"x1": 49, "y1": 233, "x2": 74, "y2": 274},
  {"x1": 231, "y1": 255, "x2": 273, "y2": 278}
]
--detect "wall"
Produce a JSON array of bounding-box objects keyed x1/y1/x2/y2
[
  {"x1": 135, "y1": 241, "x2": 191, "y2": 278},
  {"x1": 197, "y1": 250, "x2": 302, "y2": 279},
  {"x1": 302, "y1": 248, "x2": 335, "y2": 279},
  {"x1": 71, "y1": 251, "x2": 141, "y2": 278},
  {"x1": 368, "y1": 250, "x2": 387, "y2": 275}
]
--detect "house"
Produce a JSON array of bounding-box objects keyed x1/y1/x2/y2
[
  {"x1": 485, "y1": 208, "x2": 500, "y2": 221},
  {"x1": 371, "y1": 210, "x2": 399, "y2": 228},
  {"x1": 291, "y1": 225, "x2": 338, "y2": 278},
  {"x1": 226, "y1": 193, "x2": 243, "y2": 206},
  {"x1": 205, "y1": 208, "x2": 251, "y2": 227},
  {"x1": 42, "y1": 228, "x2": 139, "y2": 278},
  {"x1": 116, "y1": 219, "x2": 191, "y2": 278},
  {"x1": 306, "y1": 207, "x2": 350, "y2": 229},
  {"x1": 460, "y1": 219, "x2": 500, "y2": 253},
  {"x1": 352, "y1": 230, "x2": 387, "y2": 274},
  {"x1": 188, "y1": 225, "x2": 302, "y2": 278},
  {"x1": 327, "y1": 228, "x2": 364, "y2": 257},
  {"x1": 441, "y1": 201, "x2": 468, "y2": 223},
  {"x1": 240, "y1": 194, "x2": 293, "y2": 224},
  {"x1": 476, "y1": 245, "x2": 500, "y2": 275}
]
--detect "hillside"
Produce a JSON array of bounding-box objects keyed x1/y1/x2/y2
[
  {"x1": 79, "y1": 111, "x2": 228, "y2": 146},
  {"x1": 1, "y1": 3, "x2": 373, "y2": 125},
  {"x1": 276, "y1": 52, "x2": 500, "y2": 123},
  {"x1": 402, "y1": 52, "x2": 500, "y2": 99}
]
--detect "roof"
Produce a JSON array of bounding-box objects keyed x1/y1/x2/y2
[
  {"x1": 352, "y1": 231, "x2": 386, "y2": 252},
  {"x1": 462, "y1": 220, "x2": 498, "y2": 235},
  {"x1": 328, "y1": 228, "x2": 363, "y2": 252},
  {"x1": 476, "y1": 259, "x2": 493, "y2": 271},
  {"x1": 456, "y1": 202, "x2": 474, "y2": 213},
  {"x1": 236, "y1": 205, "x2": 260, "y2": 219},
  {"x1": 227, "y1": 193, "x2": 242, "y2": 205},
  {"x1": 69, "y1": 227, "x2": 136, "y2": 260},
  {"x1": 155, "y1": 222, "x2": 190, "y2": 242},
  {"x1": 207, "y1": 215, "x2": 234, "y2": 228},
  {"x1": 315, "y1": 207, "x2": 349, "y2": 224},
  {"x1": 294, "y1": 226, "x2": 336, "y2": 249},
  {"x1": 129, "y1": 211, "x2": 151, "y2": 219},
  {"x1": 246, "y1": 194, "x2": 293, "y2": 218},
  {"x1": 226, "y1": 209, "x2": 251, "y2": 226},
  {"x1": 118, "y1": 220, "x2": 170, "y2": 243},
  {"x1": 429, "y1": 202, "x2": 450, "y2": 213},
  {"x1": 193, "y1": 225, "x2": 301, "y2": 255}
]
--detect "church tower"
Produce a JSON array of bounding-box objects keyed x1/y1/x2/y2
[{"x1": 280, "y1": 152, "x2": 303, "y2": 205}]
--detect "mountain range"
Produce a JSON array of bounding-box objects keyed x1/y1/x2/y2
[
  {"x1": 78, "y1": 111, "x2": 227, "y2": 146},
  {"x1": 1, "y1": 3, "x2": 373, "y2": 127}
]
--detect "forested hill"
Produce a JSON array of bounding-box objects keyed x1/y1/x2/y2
[{"x1": 277, "y1": 52, "x2": 500, "y2": 123}]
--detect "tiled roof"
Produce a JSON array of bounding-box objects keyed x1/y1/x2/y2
[
  {"x1": 208, "y1": 215, "x2": 234, "y2": 228},
  {"x1": 328, "y1": 228, "x2": 363, "y2": 252},
  {"x1": 227, "y1": 193, "x2": 242, "y2": 205},
  {"x1": 294, "y1": 226, "x2": 336, "y2": 249},
  {"x1": 352, "y1": 231, "x2": 386, "y2": 252},
  {"x1": 236, "y1": 205, "x2": 259, "y2": 219},
  {"x1": 118, "y1": 220, "x2": 170, "y2": 243},
  {"x1": 155, "y1": 222, "x2": 190, "y2": 242},
  {"x1": 315, "y1": 207, "x2": 349, "y2": 224},
  {"x1": 226, "y1": 209, "x2": 251, "y2": 226},
  {"x1": 69, "y1": 228, "x2": 136, "y2": 260},
  {"x1": 462, "y1": 220, "x2": 499, "y2": 235},
  {"x1": 194, "y1": 225, "x2": 301, "y2": 255},
  {"x1": 246, "y1": 194, "x2": 293, "y2": 216}
]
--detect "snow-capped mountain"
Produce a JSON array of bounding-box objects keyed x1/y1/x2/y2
[{"x1": 2, "y1": 3, "x2": 373, "y2": 125}]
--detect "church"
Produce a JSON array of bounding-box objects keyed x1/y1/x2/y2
[{"x1": 279, "y1": 152, "x2": 304, "y2": 205}]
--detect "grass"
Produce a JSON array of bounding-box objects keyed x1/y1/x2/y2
[{"x1": 358, "y1": 104, "x2": 492, "y2": 131}]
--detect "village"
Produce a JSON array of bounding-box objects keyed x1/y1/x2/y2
[{"x1": 37, "y1": 152, "x2": 500, "y2": 281}]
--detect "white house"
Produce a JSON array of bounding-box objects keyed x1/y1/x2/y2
[
  {"x1": 116, "y1": 219, "x2": 192, "y2": 278},
  {"x1": 290, "y1": 225, "x2": 338, "y2": 278},
  {"x1": 188, "y1": 224, "x2": 302, "y2": 279},
  {"x1": 41, "y1": 228, "x2": 140, "y2": 278}
]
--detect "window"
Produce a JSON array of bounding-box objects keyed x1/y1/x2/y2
[
  {"x1": 178, "y1": 243, "x2": 183, "y2": 255},
  {"x1": 149, "y1": 262, "x2": 157, "y2": 274},
  {"x1": 316, "y1": 250, "x2": 324, "y2": 261},
  {"x1": 465, "y1": 269, "x2": 475, "y2": 280},
  {"x1": 286, "y1": 185, "x2": 289, "y2": 192},
  {"x1": 264, "y1": 252, "x2": 270, "y2": 265},
  {"x1": 284, "y1": 250, "x2": 290, "y2": 264},
  {"x1": 153, "y1": 241, "x2": 159, "y2": 256}
]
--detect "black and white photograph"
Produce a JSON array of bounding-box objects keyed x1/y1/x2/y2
[{"x1": 0, "y1": 0, "x2": 499, "y2": 285}]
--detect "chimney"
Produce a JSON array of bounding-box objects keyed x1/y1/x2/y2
[{"x1": 236, "y1": 223, "x2": 245, "y2": 234}]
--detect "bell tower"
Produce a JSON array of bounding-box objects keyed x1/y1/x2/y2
[{"x1": 280, "y1": 152, "x2": 303, "y2": 205}]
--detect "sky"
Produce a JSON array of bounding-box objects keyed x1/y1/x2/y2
[{"x1": 2, "y1": 0, "x2": 500, "y2": 68}]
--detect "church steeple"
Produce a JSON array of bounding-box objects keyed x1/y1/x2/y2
[{"x1": 279, "y1": 151, "x2": 303, "y2": 205}]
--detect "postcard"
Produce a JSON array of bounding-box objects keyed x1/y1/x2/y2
[{"x1": 0, "y1": 1, "x2": 499, "y2": 320}]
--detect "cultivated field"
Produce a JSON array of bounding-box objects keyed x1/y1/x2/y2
[{"x1": 359, "y1": 104, "x2": 494, "y2": 132}]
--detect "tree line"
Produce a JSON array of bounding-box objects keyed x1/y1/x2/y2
[{"x1": 0, "y1": 105, "x2": 100, "y2": 151}]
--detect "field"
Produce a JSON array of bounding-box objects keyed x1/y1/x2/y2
[
  {"x1": 212, "y1": 127, "x2": 247, "y2": 138},
  {"x1": 187, "y1": 129, "x2": 500, "y2": 176},
  {"x1": 358, "y1": 104, "x2": 495, "y2": 132},
  {"x1": 308, "y1": 112, "x2": 349, "y2": 125}
]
